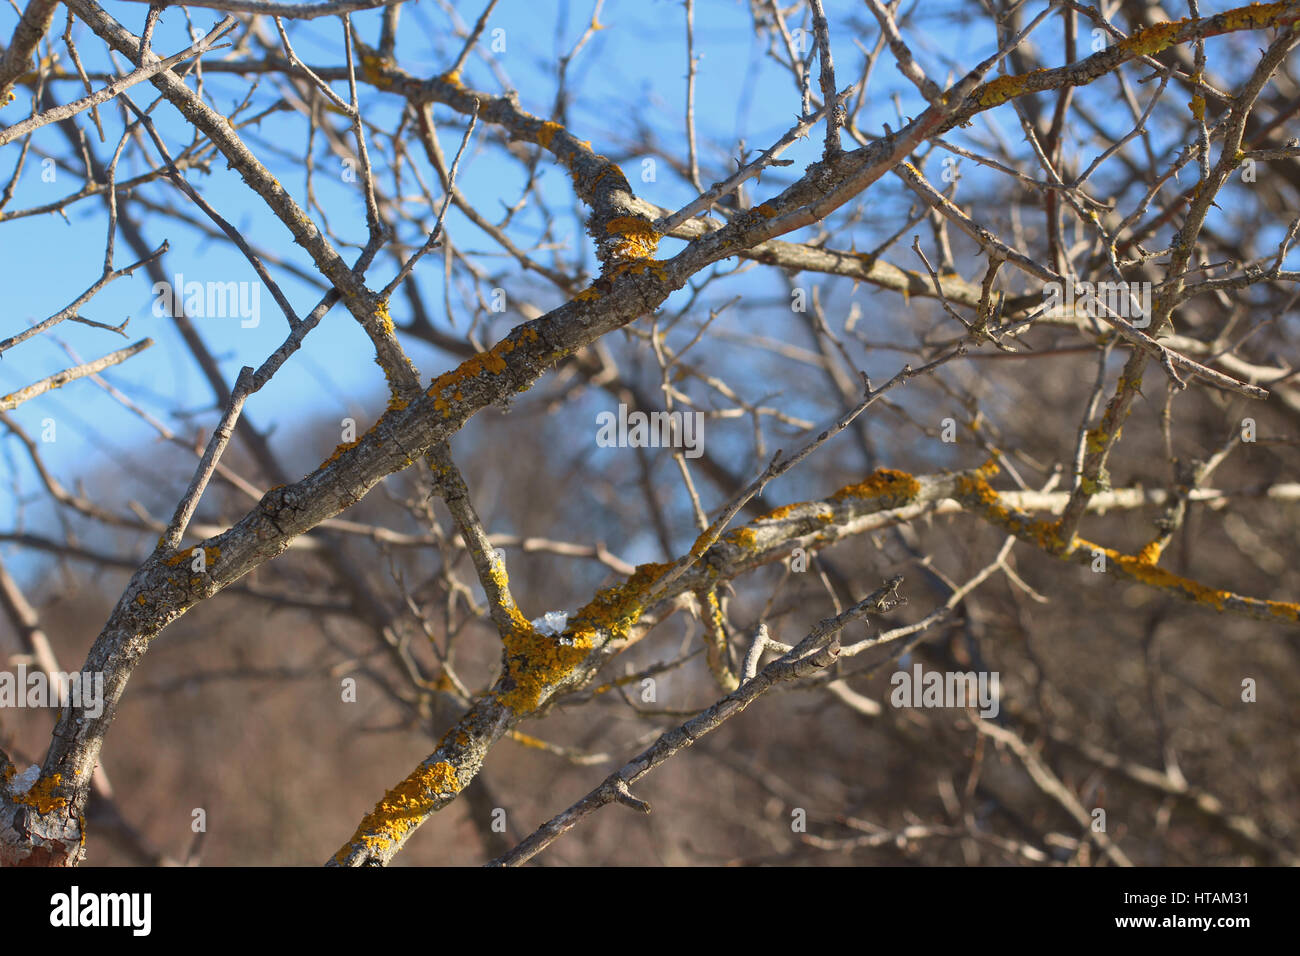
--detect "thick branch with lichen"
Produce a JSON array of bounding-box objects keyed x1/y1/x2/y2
[{"x1": 331, "y1": 458, "x2": 1298, "y2": 864}]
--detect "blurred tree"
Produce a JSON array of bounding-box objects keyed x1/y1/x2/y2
[{"x1": 0, "y1": 0, "x2": 1297, "y2": 867}]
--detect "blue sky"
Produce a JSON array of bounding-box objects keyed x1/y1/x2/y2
[
  {"x1": 0, "y1": 0, "x2": 917, "y2": 575},
  {"x1": 1, "y1": 0, "x2": 1290, "y2": 586}
]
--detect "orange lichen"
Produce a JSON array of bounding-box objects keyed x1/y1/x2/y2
[
  {"x1": 424, "y1": 328, "x2": 541, "y2": 413},
  {"x1": 1135, "y1": 539, "x2": 1165, "y2": 566},
  {"x1": 537, "y1": 121, "x2": 564, "y2": 150},
  {"x1": 955, "y1": 463, "x2": 1068, "y2": 553},
  {"x1": 574, "y1": 286, "x2": 602, "y2": 302},
  {"x1": 498, "y1": 618, "x2": 591, "y2": 713},
  {"x1": 1078, "y1": 537, "x2": 1234, "y2": 610},
  {"x1": 752, "y1": 500, "x2": 837, "y2": 529},
  {"x1": 724, "y1": 527, "x2": 759, "y2": 549},
  {"x1": 163, "y1": 545, "x2": 222, "y2": 568},
  {"x1": 754, "y1": 203, "x2": 778, "y2": 220},
  {"x1": 322, "y1": 440, "x2": 360, "y2": 466},
  {"x1": 952, "y1": 466, "x2": 1281, "y2": 609},
  {"x1": 333, "y1": 760, "x2": 460, "y2": 861},
  {"x1": 489, "y1": 553, "x2": 662, "y2": 714},
  {"x1": 606, "y1": 259, "x2": 670, "y2": 282},
  {"x1": 604, "y1": 216, "x2": 661, "y2": 261},
  {"x1": 439, "y1": 69, "x2": 462, "y2": 87},
  {"x1": 1266, "y1": 600, "x2": 1300, "y2": 622},
  {"x1": 15, "y1": 773, "x2": 67, "y2": 814},
  {"x1": 566, "y1": 561, "x2": 672, "y2": 643},
  {"x1": 762, "y1": 501, "x2": 808, "y2": 520}
]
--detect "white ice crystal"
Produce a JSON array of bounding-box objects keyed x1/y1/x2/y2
[{"x1": 530, "y1": 610, "x2": 571, "y2": 637}]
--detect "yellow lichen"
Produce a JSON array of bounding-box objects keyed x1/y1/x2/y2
[
  {"x1": 334, "y1": 760, "x2": 460, "y2": 861},
  {"x1": 725, "y1": 527, "x2": 759, "y2": 549},
  {"x1": 375, "y1": 301, "x2": 394, "y2": 337},
  {"x1": 574, "y1": 286, "x2": 602, "y2": 303},
  {"x1": 688, "y1": 517, "x2": 728, "y2": 560},
  {"x1": 829, "y1": 468, "x2": 921, "y2": 504},
  {"x1": 15, "y1": 773, "x2": 67, "y2": 814},
  {"x1": 973, "y1": 69, "x2": 1050, "y2": 109},
  {"x1": 604, "y1": 216, "x2": 661, "y2": 261},
  {"x1": 955, "y1": 464, "x2": 1068, "y2": 553},
  {"x1": 424, "y1": 329, "x2": 541, "y2": 413},
  {"x1": 568, "y1": 562, "x2": 672, "y2": 643},
  {"x1": 1266, "y1": 600, "x2": 1300, "y2": 622},
  {"x1": 163, "y1": 545, "x2": 221, "y2": 568},
  {"x1": 537, "y1": 120, "x2": 564, "y2": 150},
  {"x1": 498, "y1": 563, "x2": 673, "y2": 713},
  {"x1": 1221, "y1": 3, "x2": 1289, "y2": 31},
  {"x1": 322, "y1": 440, "x2": 360, "y2": 466},
  {"x1": 498, "y1": 620, "x2": 591, "y2": 713},
  {"x1": 360, "y1": 54, "x2": 394, "y2": 90},
  {"x1": 761, "y1": 501, "x2": 808, "y2": 521},
  {"x1": 1136, "y1": 539, "x2": 1164, "y2": 565},
  {"x1": 1083, "y1": 426, "x2": 1111, "y2": 457},
  {"x1": 606, "y1": 259, "x2": 670, "y2": 282},
  {"x1": 1078, "y1": 537, "x2": 1234, "y2": 610},
  {"x1": 1118, "y1": 19, "x2": 1188, "y2": 56}
]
